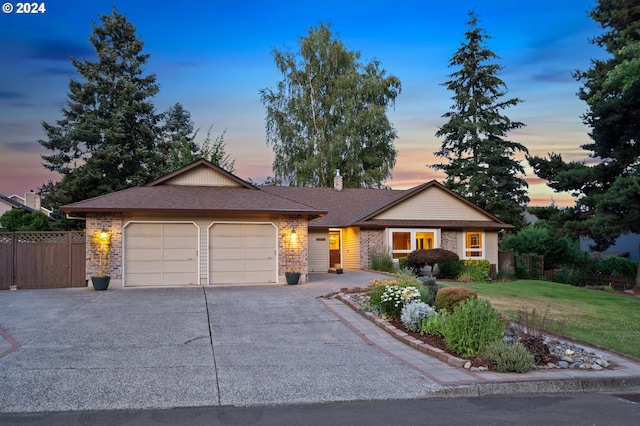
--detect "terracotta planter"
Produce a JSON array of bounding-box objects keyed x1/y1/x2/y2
[{"x1": 91, "y1": 276, "x2": 111, "y2": 291}]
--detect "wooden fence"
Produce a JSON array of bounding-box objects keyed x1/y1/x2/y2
[
  {"x1": 0, "y1": 232, "x2": 86, "y2": 290},
  {"x1": 579, "y1": 275, "x2": 637, "y2": 292}
]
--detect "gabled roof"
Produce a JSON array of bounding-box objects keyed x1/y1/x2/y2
[
  {"x1": 350, "y1": 180, "x2": 511, "y2": 228},
  {"x1": 145, "y1": 159, "x2": 257, "y2": 189},
  {"x1": 61, "y1": 185, "x2": 326, "y2": 216},
  {"x1": 61, "y1": 160, "x2": 325, "y2": 216},
  {"x1": 60, "y1": 159, "x2": 513, "y2": 229},
  {"x1": 0, "y1": 194, "x2": 36, "y2": 213}
]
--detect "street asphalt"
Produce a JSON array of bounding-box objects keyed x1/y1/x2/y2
[{"x1": 1, "y1": 270, "x2": 639, "y2": 413}]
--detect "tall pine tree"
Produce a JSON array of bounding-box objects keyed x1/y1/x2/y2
[
  {"x1": 40, "y1": 7, "x2": 161, "y2": 209},
  {"x1": 432, "y1": 12, "x2": 529, "y2": 228}
]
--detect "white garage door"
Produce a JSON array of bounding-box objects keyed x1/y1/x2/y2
[
  {"x1": 125, "y1": 223, "x2": 198, "y2": 286},
  {"x1": 210, "y1": 223, "x2": 276, "y2": 284}
]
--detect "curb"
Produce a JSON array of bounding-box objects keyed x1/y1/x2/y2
[{"x1": 429, "y1": 377, "x2": 640, "y2": 398}]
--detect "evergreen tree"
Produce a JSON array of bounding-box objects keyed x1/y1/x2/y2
[
  {"x1": 527, "y1": 0, "x2": 640, "y2": 250},
  {"x1": 39, "y1": 7, "x2": 161, "y2": 209},
  {"x1": 431, "y1": 12, "x2": 529, "y2": 228},
  {"x1": 260, "y1": 23, "x2": 401, "y2": 188}
]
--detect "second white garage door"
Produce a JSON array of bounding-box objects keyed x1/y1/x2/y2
[
  {"x1": 209, "y1": 223, "x2": 277, "y2": 284},
  {"x1": 124, "y1": 223, "x2": 198, "y2": 286}
]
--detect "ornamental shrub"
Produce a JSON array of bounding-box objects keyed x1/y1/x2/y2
[
  {"x1": 401, "y1": 301, "x2": 435, "y2": 332},
  {"x1": 438, "y1": 259, "x2": 464, "y2": 279},
  {"x1": 370, "y1": 250, "x2": 395, "y2": 272},
  {"x1": 458, "y1": 265, "x2": 491, "y2": 282},
  {"x1": 443, "y1": 298, "x2": 505, "y2": 357},
  {"x1": 434, "y1": 286, "x2": 477, "y2": 313},
  {"x1": 407, "y1": 249, "x2": 459, "y2": 276},
  {"x1": 483, "y1": 340, "x2": 534, "y2": 373},
  {"x1": 463, "y1": 259, "x2": 491, "y2": 275},
  {"x1": 420, "y1": 311, "x2": 447, "y2": 337},
  {"x1": 418, "y1": 276, "x2": 439, "y2": 306}
]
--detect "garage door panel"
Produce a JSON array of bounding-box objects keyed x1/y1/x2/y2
[
  {"x1": 243, "y1": 224, "x2": 273, "y2": 236},
  {"x1": 244, "y1": 247, "x2": 274, "y2": 260},
  {"x1": 244, "y1": 236, "x2": 275, "y2": 248},
  {"x1": 126, "y1": 248, "x2": 162, "y2": 262},
  {"x1": 163, "y1": 248, "x2": 196, "y2": 261},
  {"x1": 211, "y1": 259, "x2": 243, "y2": 271},
  {"x1": 211, "y1": 271, "x2": 244, "y2": 283},
  {"x1": 164, "y1": 223, "x2": 197, "y2": 235},
  {"x1": 127, "y1": 236, "x2": 162, "y2": 249},
  {"x1": 245, "y1": 271, "x2": 275, "y2": 283},
  {"x1": 210, "y1": 247, "x2": 243, "y2": 259},
  {"x1": 127, "y1": 261, "x2": 162, "y2": 273},
  {"x1": 163, "y1": 272, "x2": 196, "y2": 285},
  {"x1": 127, "y1": 273, "x2": 162, "y2": 286},
  {"x1": 211, "y1": 223, "x2": 243, "y2": 236},
  {"x1": 164, "y1": 236, "x2": 197, "y2": 249},
  {"x1": 244, "y1": 259, "x2": 274, "y2": 271},
  {"x1": 212, "y1": 236, "x2": 242, "y2": 248},
  {"x1": 125, "y1": 223, "x2": 198, "y2": 287},
  {"x1": 127, "y1": 223, "x2": 163, "y2": 235},
  {"x1": 209, "y1": 223, "x2": 276, "y2": 285}
]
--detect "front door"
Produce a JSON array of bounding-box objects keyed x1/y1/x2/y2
[{"x1": 329, "y1": 231, "x2": 341, "y2": 268}]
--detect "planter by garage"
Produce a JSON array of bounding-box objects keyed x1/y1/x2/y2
[
  {"x1": 285, "y1": 272, "x2": 301, "y2": 285},
  {"x1": 91, "y1": 276, "x2": 111, "y2": 291}
]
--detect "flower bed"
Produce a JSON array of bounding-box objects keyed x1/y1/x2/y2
[{"x1": 338, "y1": 277, "x2": 614, "y2": 372}]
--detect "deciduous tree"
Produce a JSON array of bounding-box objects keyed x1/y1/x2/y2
[{"x1": 260, "y1": 23, "x2": 401, "y2": 188}]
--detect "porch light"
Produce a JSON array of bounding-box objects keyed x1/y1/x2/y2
[
  {"x1": 99, "y1": 229, "x2": 109, "y2": 240},
  {"x1": 290, "y1": 230, "x2": 298, "y2": 245}
]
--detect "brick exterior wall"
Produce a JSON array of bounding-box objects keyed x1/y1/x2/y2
[
  {"x1": 359, "y1": 229, "x2": 385, "y2": 270},
  {"x1": 278, "y1": 215, "x2": 309, "y2": 282},
  {"x1": 86, "y1": 213, "x2": 123, "y2": 281},
  {"x1": 441, "y1": 230, "x2": 458, "y2": 253}
]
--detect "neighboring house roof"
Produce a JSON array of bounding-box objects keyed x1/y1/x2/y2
[
  {"x1": 0, "y1": 194, "x2": 36, "y2": 213},
  {"x1": 60, "y1": 159, "x2": 513, "y2": 231}
]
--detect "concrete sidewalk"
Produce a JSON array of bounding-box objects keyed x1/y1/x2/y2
[{"x1": 1, "y1": 271, "x2": 639, "y2": 413}]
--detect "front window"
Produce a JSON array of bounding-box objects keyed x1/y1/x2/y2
[
  {"x1": 389, "y1": 229, "x2": 437, "y2": 259},
  {"x1": 465, "y1": 231, "x2": 484, "y2": 258}
]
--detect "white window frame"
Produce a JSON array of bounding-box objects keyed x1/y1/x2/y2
[
  {"x1": 387, "y1": 228, "x2": 439, "y2": 259},
  {"x1": 463, "y1": 230, "x2": 485, "y2": 259}
]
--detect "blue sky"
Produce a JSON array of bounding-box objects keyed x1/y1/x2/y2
[{"x1": 0, "y1": 0, "x2": 606, "y2": 206}]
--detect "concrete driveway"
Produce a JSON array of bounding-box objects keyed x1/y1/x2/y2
[{"x1": 0, "y1": 271, "x2": 443, "y2": 413}]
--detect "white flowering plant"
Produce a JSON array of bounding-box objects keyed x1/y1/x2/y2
[{"x1": 379, "y1": 285, "x2": 421, "y2": 318}]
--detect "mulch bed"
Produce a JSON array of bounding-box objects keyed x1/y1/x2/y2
[{"x1": 387, "y1": 317, "x2": 492, "y2": 368}]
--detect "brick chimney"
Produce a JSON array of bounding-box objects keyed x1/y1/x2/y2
[{"x1": 334, "y1": 170, "x2": 343, "y2": 191}]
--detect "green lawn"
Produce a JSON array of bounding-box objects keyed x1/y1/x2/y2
[{"x1": 438, "y1": 280, "x2": 640, "y2": 359}]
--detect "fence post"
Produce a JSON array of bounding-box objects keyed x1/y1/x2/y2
[{"x1": 12, "y1": 232, "x2": 17, "y2": 289}]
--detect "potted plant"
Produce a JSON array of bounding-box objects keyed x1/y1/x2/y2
[
  {"x1": 90, "y1": 229, "x2": 112, "y2": 291},
  {"x1": 285, "y1": 263, "x2": 301, "y2": 285},
  {"x1": 284, "y1": 229, "x2": 301, "y2": 285}
]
